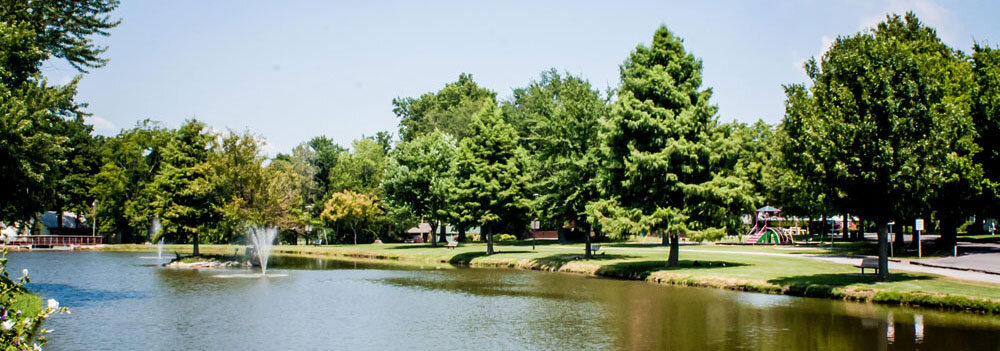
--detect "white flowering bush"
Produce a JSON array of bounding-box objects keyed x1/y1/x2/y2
[{"x1": 0, "y1": 250, "x2": 68, "y2": 350}]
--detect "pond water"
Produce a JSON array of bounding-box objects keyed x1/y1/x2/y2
[{"x1": 6, "y1": 251, "x2": 1000, "y2": 350}]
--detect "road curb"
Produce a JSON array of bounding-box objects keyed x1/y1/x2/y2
[{"x1": 908, "y1": 260, "x2": 1000, "y2": 276}]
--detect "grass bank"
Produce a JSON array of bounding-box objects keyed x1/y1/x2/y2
[
  {"x1": 10, "y1": 292, "x2": 41, "y2": 316},
  {"x1": 104, "y1": 241, "x2": 1000, "y2": 314}
]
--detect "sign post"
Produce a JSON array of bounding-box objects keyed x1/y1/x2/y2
[
  {"x1": 915, "y1": 219, "x2": 924, "y2": 258},
  {"x1": 91, "y1": 199, "x2": 97, "y2": 237},
  {"x1": 530, "y1": 221, "x2": 540, "y2": 251}
]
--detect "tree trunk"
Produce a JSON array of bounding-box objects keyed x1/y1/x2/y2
[
  {"x1": 854, "y1": 217, "x2": 862, "y2": 240},
  {"x1": 841, "y1": 213, "x2": 848, "y2": 240},
  {"x1": 911, "y1": 219, "x2": 919, "y2": 247},
  {"x1": 429, "y1": 221, "x2": 438, "y2": 247},
  {"x1": 193, "y1": 231, "x2": 200, "y2": 256},
  {"x1": 57, "y1": 209, "x2": 64, "y2": 235},
  {"x1": 666, "y1": 233, "x2": 679, "y2": 267},
  {"x1": 661, "y1": 231, "x2": 668, "y2": 246},
  {"x1": 458, "y1": 226, "x2": 467, "y2": 243},
  {"x1": 584, "y1": 225, "x2": 593, "y2": 259},
  {"x1": 352, "y1": 223, "x2": 357, "y2": 245},
  {"x1": 970, "y1": 216, "x2": 985, "y2": 235},
  {"x1": 819, "y1": 214, "x2": 827, "y2": 241},
  {"x1": 876, "y1": 221, "x2": 890, "y2": 282},
  {"x1": 439, "y1": 223, "x2": 447, "y2": 243},
  {"x1": 893, "y1": 220, "x2": 905, "y2": 249},
  {"x1": 485, "y1": 224, "x2": 494, "y2": 255},
  {"x1": 939, "y1": 215, "x2": 959, "y2": 249}
]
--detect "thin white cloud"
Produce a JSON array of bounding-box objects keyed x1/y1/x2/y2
[
  {"x1": 793, "y1": 35, "x2": 834, "y2": 77},
  {"x1": 85, "y1": 116, "x2": 117, "y2": 135},
  {"x1": 260, "y1": 138, "x2": 275, "y2": 157},
  {"x1": 819, "y1": 35, "x2": 835, "y2": 57},
  {"x1": 859, "y1": 0, "x2": 959, "y2": 45}
]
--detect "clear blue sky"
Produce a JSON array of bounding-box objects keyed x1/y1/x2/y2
[{"x1": 41, "y1": 0, "x2": 1000, "y2": 155}]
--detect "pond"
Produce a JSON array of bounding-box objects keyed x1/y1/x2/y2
[{"x1": 7, "y1": 251, "x2": 1000, "y2": 350}]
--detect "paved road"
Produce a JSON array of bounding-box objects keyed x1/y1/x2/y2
[{"x1": 915, "y1": 241, "x2": 1000, "y2": 276}]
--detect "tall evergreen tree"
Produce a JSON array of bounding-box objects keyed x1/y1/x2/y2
[
  {"x1": 589, "y1": 25, "x2": 751, "y2": 267},
  {"x1": 152, "y1": 120, "x2": 216, "y2": 255},
  {"x1": 455, "y1": 105, "x2": 529, "y2": 255}
]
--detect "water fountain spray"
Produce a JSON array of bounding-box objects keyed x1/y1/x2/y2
[{"x1": 248, "y1": 227, "x2": 278, "y2": 275}]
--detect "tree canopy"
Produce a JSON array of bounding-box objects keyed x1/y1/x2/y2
[
  {"x1": 455, "y1": 105, "x2": 529, "y2": 254},
  {"x1": 503, "y1": 69, "x2": 607, "y2": 255},
  {"x1": 783, "y1": 13, "x2": 978, "y2": 280},
  {"x1": 588, "y1": 25, "x2": 751, "y2": 266},
  {"x1": 382, "y1": 130, "x2": 458, "y2": 245},
  {"x1": 393, "y1": 73, "x2": 496, "y2": 142}
]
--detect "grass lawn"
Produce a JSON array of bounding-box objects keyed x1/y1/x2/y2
[
  {"x1": 10, "y1": 292, "x2": 42, "y2": 316},
  {"x1": 106, "y1": 240, "x2": 1000, "y2": 312}
]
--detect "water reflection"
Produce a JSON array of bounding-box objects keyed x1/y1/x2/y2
[
  {"x1": 4, "y1": 251, "x2": 999, "y2": 351},
  {"x1": 27, "y1": 283, "x2": 147, "y2": 307}
]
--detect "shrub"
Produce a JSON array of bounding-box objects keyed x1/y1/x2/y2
[
  {"x1": 1, "y1": 249, "x2": 69, "y2": 350},
  {"x1": 492, "y1": 234, "x2": 517, "y2": 242},
  {"x1": 686, "y1": 228, "x2": 727, "y2": 243},
  {"x1": 957, "y1": 220, "x2": 975, "y2": 234}
]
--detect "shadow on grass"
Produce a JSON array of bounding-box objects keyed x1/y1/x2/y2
[
  {"x1": 495, "y1": 240, "x2": 565, "y2": 247},
  {"x1": 603, "y1": 243, "x2": 663, "y2": 248},
  {"x1": 384, "y1": 243, "x2": 455, "y2": 250},
  {"x1": 446, "y1": 250, "x2": 535, "y2": 264},
  {"x1": 814, "y1": 241, "x2": 879, "y2": 256},
  {"x1": 768, "y1": 273, "x2": 932, "y2": 297},
  {"x1": 595, "y1": 259, "x2": 746, "y2": 280}
]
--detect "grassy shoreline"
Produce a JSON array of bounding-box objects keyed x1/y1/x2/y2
[
  {"x1": 99, "y1": 242, "x2": 1000, "y2": 314},
  {"x1": 11, "y1": 292, "x2": 41, "y2": 316}
]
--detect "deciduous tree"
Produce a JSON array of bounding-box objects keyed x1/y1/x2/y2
[
  {"x1": 393, "y1": 73, "x2": 496, "y2": 141},
  {"x1": 320, "y1": 190, "x2": 383, "y2": 245},
  {"x1": 382, "y1": 131, "x2": 458, "y2": 246},
  {"x1": 785, "y1": 13, "x2": 978, "y2": 280},
  {"x1": 504, "y1": 69, "x2": 606, "y2": 257}
]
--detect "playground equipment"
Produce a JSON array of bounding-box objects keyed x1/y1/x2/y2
[{"x1": 744, "y1": 206, "x2": 794, "y2": 244}]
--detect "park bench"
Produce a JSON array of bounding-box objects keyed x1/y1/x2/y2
[
  {"x1": 858, "y1": 257, "x2": 879, "y2": 275},
  {"x1": 591, "y1": 244, "x2": 601, "y2": 255},
  {"x1": 446, "y1": 241, "x2": 459, "y2": 250}
]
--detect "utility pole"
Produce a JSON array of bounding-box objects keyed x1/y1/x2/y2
[{"x1": 92, "y1": 199, "x2": 97, "y2": 237}]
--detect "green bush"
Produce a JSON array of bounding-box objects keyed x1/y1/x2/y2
[
  {"x1": 492, "y1": 234, "x2": 517, "y2": 242},
  {"x1": 1, "y1": 249, "x2": 69, "y2": 350},
  {"x1": 957, "y1": 220, "x2": 975, "y2": 234},
  {"x1": 686, "y1": 228, "x2": 726, "y2": 243}
]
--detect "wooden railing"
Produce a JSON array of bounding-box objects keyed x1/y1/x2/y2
[{"x1": 5, "y1": 235, "x2": 103, "y2": 246}]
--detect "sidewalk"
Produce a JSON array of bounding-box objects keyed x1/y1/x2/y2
[{"x1": 589, "y1": 245, "x2": 1000, "y2": 284}]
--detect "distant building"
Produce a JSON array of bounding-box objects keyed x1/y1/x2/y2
[
  {"x1": 405, "y1": 222, "x2": 432, "y2": 243},
  {"x1": 405, "y1": 223, "x2": 481, "y2": 242},
  {"x1": 39, "y1": 211, "x2": 90, "y2": 235}
]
